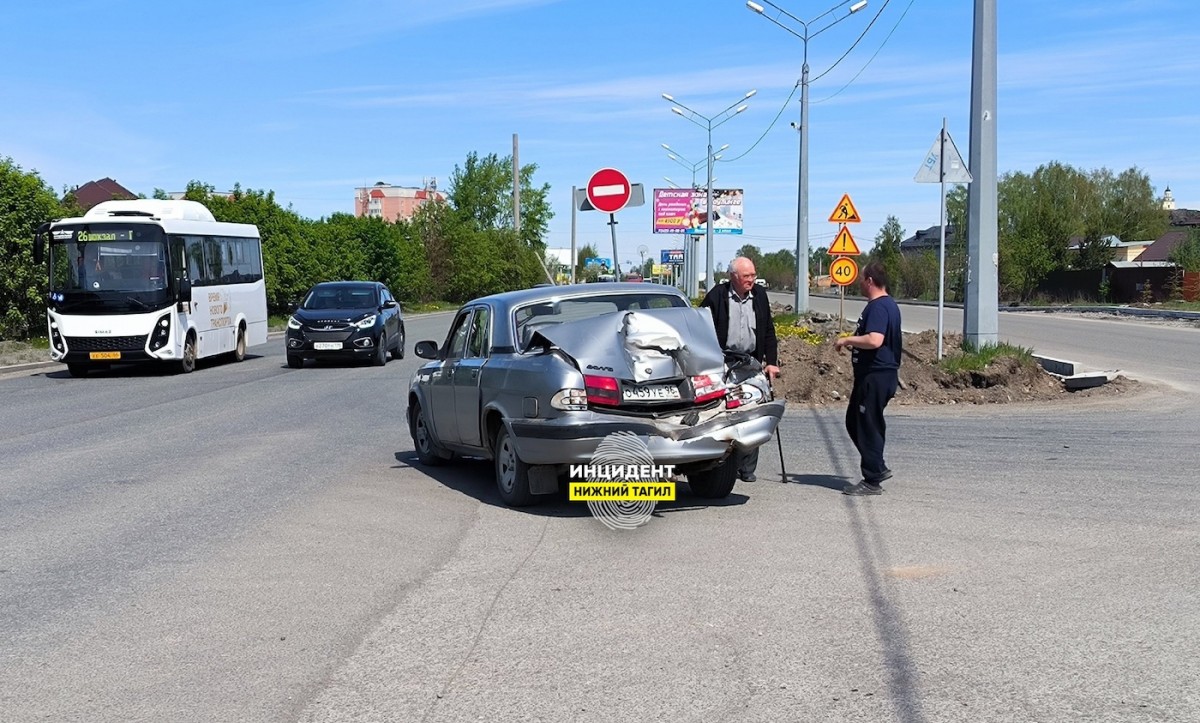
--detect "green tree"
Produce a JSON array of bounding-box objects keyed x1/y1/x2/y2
[
  {"x1": 760, "y1": 248, "x2": 797, "y2": 291},
  {"x1": 1169, "y1": 228, "x2": 1200, "y2": 273},
  {"x1": 447, "y1": 151, "x2": 554, "y2": 249},
  {"x1": 0, "y1": 157, "x2": 64, "y2": 338},
  {"x1": 869, "y1": 215, "x2": 904, "y2": 293},
  {"x1": 734, "y1": 243, "x2": 762, "y2": 269}
]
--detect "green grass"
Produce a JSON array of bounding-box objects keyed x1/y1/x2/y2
[
  {"x1": 1157, "y1": 300, "x2": 1200, "y2": 311},
  {"x1": 938, "y1": 340, "x2": 1034, "y2": 374},
  {"x1": 405, "y1": 300, "x2": 461, "y2": 313}
]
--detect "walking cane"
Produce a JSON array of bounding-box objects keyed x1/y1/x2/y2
[{"x1": 770, "y1": 375, "x2": 787, "y2": 483}]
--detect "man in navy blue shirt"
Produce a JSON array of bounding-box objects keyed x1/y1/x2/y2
[{"x1": 833, "y1": 261, "x2": 902, "y2": 495}]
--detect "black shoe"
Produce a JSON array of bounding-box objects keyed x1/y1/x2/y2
[
  {"x1": 865, "y1": 468, "x2": 893, "y2": 484},
  {"x1": 843, "y1": 481, "x2": 883, "y2": 496},
  {"x1": 740, "y1": 473, "x2": 757, "y2": 483}
]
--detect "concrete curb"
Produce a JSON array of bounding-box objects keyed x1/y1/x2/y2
[{"x1": 802, "y1": 292, "x2": 1200, "y2": 321}]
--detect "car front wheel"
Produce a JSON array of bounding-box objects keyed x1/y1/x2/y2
[
  {"x1": 373, "y1": 332, "x2": 388, "y2": 366},
  {"x1": 494, "y1": 426, "x2": 534, "y2": 507}
]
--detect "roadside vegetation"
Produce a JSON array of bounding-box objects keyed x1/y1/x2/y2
[
  {"x1": 0, "y1": 151, "x2": 1188, "y2": 342},
  {"x1": 938, "y1": 341, "x2": 1035, "y2": 375}
]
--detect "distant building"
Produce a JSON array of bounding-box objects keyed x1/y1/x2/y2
[
  {"x1": 900, "y1": 225, "x2": 958, "y2": 255},
  {"x1": 71, "y1": 177, "x2": 136, "y2": 211},
  {"x1": 354, "y1": 181, "x2": 446, "y2": 221},
  {"x1": 1162, "y1": 187, "x2": 1176, "y2": 211}
]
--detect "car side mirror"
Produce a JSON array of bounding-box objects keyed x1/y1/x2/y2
[
  {"x1": 382, "y1": 299, "x2": 398, "y2": 309},
  {"x1": 178, "y1": 277, "x2": 192, "y2": 298},
  {"x1": 414, "y1": 340, "x2": 440, "y2": 359}
]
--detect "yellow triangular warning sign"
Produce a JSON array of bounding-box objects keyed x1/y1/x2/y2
[
  {"x1": 828, "y1": 193, "x2": 861, "y2": 223},
  {"x1": 828, "y1": 226, "x2": 861, "y2": 255}
]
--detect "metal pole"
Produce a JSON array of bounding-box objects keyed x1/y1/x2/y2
[
  {"x1": 570, "y1": 186, "x2": 577, "y2": 284},
  {"x1": 795, "y1": 60, "x2": 811, "y2": 314},
  {"x1": 965, "y1": 0, "x2": 999, "y2": 346},
  {"x1": 609, "y1": 213, "x2": 619, "y2": 277},
  {"x1": 937, "y1": 118, "x2": 947, "y2": 359},
  {"x1": 512, "y1": 133, "x2": 521, "y2": 235},
  {"x1": 706, "y1": 132, "x2": 715, "y2": 294}
]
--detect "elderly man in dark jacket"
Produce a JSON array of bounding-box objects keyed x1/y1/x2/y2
[{"x1": 700, "y1": 257, "x2": 780, "y2": 482}]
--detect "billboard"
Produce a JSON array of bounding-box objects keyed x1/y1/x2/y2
[{"x1": 652, "y1": 188, "x2": 744, "y2": 235}]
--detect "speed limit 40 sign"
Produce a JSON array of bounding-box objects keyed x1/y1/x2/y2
[{"x1": 829, "y1": 257, "x2": 859, "y2": 287}]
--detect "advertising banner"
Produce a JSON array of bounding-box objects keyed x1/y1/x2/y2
[{"x1": 652, "y1": 188, "x2": 744, "y2": 235}]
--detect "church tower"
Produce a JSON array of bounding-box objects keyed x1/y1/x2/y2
[{"x1": 1162, "y1": 186, "x2": 1177, "y2": 211}]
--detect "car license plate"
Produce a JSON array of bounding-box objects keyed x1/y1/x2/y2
[
  {"x1": 89, "y1": 351, "x2": 121, "y2": 360},
  {"x1": 313, "y1": 342, "x2": 342, "y2": 351},
  {"x1": 622, "y1": 384, "x2": 680, "y2": 401}
]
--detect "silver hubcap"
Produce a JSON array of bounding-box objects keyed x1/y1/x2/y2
[
  {"x1": 497, "y1": 437, "x2": 515, "y2": 492},
  {"x1": 416, "y1": 412, "x2": 430, "y2": 452}
]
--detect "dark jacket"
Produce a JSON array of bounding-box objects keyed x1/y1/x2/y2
[{"x1": 700, "y1": 282, "x2": 778, "y2": 366}]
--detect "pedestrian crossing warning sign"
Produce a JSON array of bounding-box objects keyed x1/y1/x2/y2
[
  {"x1": 828, "y1": 226, "x2": 861, "y2": 255},
  {"x1": 828, "y1": 194, "x2": 861, "y2": 223}
]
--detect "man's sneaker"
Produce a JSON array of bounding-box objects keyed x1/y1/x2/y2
[
  {"x1": 843, "y1": 481, "x2": 883, "y2": 496},
  {"x1": 864, "y1": 468, "x2": 893, "y2": 484}
]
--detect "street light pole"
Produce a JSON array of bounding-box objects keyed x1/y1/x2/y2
[
  {"x1": 662, "y1": 90, "x2": 755, "y2": 297},
  {"x1": 747, "y1": 0, "x2": 868, "y2": 313}
]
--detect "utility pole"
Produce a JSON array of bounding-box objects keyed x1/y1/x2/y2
[
  {"x1": 965, "y1": 0, "x2": 999, "y2": 346},
  {"x1": 512, "y1": 133, "x2": 521, "y2": 234}
]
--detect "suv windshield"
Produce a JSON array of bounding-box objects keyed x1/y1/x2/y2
[{"x1": 302, "y1": 285, "x2": 378, "y2": 310}]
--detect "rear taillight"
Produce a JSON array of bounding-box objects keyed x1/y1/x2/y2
[
  {"x1": 584, "y1": 375, "x2": 621, "y2": 406},
  {"x1": 551, "y1": 388, "x2": 587, "y2": 411},
  {"x1": 691, "y1": 374, "x2": 726, "y2": 404}
]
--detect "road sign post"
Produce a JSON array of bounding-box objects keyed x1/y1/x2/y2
[
  {"x1": 916, "y1": 119, "x2": 973, "y2": 359},
  {"x1": 587, "y1": 168, "x2": 632, "y2": 275},
  {"x1": 827, "y1": 194, "x2": 863, "y2": 328}
]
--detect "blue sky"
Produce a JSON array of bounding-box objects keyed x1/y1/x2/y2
[{"x1": 4, "y1": 0, "x2": 1197, "y2": 272}]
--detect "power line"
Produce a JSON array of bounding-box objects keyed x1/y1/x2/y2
[
  {"x1": 806, "y1": 0, "x2": 892, "y2": 83},
  {"x1": 813, "y1": 0, "x2": 915, "y2": 104}
]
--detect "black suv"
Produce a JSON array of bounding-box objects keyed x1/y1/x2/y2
[{"x1": 285, "y1": 281, "x2": 404, "y2": 368}]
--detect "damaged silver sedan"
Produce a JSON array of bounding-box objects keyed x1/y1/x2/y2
[{"x1": 407, "y1": 283, "x2": 784, "y2": 506}]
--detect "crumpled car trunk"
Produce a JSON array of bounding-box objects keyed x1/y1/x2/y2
[{"x1": 532, "y1": 307, "x2": 725, "y2": 383}]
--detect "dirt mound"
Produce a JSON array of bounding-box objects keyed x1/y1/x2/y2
[{"x1": 770, "y1": 313, "x2": 1135, "y2": 406}]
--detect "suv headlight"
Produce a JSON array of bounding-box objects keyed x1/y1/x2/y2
[
  {"x1": 287, "y1": 316, "x2": 301, "y2": 330},
  {"x1": 353, "y1": 314, "x2": 377, "y2": 329}
]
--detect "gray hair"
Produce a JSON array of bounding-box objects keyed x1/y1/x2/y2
[{"x1": 728, "y1": 256, "x2": 755, "y2": 275}]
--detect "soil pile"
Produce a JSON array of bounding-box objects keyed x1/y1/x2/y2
[{"x1": 769, "y1": 311, "x2": 1135, "y2": 406}]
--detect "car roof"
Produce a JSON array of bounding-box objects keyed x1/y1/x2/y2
[
  {"x1": 309, "y1": 281, "x2": 380, "y2": 290},
  {"x1": 469, "y1": 282, "x2": 686, "y2": 315}
]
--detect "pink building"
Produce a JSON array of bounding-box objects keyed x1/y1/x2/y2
[{"x1": 354, "y1": 182, "x2": 447, "y2": 221}]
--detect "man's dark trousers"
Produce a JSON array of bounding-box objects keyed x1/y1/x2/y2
[{"x1": 845, "y1": 370, "x2": 898, "y2": 483}]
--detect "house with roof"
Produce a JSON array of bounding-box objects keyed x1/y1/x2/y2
[
  {"x1": 71, "y1": 178, "x2": 137, "y2": 210},
  {"x1": 900, "y1": 225, "x2": 958, "y2": 256}
]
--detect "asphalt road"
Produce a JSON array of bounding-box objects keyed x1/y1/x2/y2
[{"x1": 1, "y1": 307, "x2": 1197, "y2": 722}]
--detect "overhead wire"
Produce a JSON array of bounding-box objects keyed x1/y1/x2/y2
[{"x1": 813, "y1": 0, "x2": 913, "y2": 104}]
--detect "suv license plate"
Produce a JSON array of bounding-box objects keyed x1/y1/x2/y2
[
  {"x1": 313, "y1": 342, "x2": 342, "y2": 350},
  {"x1": 622, "y1": 384, "x2": 680, "y2": 401},
  {"x1": 89, "y1": 351, "x2": 121, "y2": 360}
]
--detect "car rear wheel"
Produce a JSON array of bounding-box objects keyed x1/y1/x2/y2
[
  {"x1": 390, "y1": 327, "x2": 405, "y2": 360},
  {"x1": 232, "y1": 325, "x2": 247, "y2": 362},
  {"x1": 373, "y1": 332, "x2": 388, "y2": 366},
  {"x1": 688, "y1": 455, "x2": 738, "y2": 499},
  {"x1": 494, "y1": 426, "x2": 535, "y2": 507},
  {"x1": 411, "y1": 401, "x2": 445, "y2": 466}
]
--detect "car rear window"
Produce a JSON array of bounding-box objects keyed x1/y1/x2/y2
[{"x1": 514, "y1": 293, "x2": 687, "y2": 349}]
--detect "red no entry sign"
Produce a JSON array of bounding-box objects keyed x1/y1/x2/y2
[{"x1": 586, "y1": 168, "x2": 631, "y2": 213}]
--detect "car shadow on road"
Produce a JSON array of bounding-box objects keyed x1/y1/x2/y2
[
  {"x1": 44, "y1": 353, "x2": 266, "y2": 379},
  {"x1": 393, "y1": 450, "x2": 750, "y2": 519}
]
